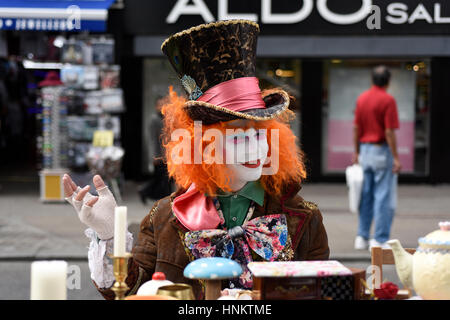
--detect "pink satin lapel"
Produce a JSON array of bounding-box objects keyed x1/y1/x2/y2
[{"x1": 172, "y1": 184, "x2": 223, "y2": 231}]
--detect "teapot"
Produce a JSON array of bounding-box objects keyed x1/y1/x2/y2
[
  {"x1": 388, "y1": 221, "x2": 450, "y2": 300},
  {"x1": 136, "y1": 272, "x2": 173, "y2": 296}
]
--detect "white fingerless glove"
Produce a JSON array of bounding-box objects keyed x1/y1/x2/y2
[{"x1": 65, "y1": 185, "x2": 117, "y2": 240}]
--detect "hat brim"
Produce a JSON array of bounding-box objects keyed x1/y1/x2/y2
[{"x1": 184, "y1": 89, "x2": 290, "y2": 125}]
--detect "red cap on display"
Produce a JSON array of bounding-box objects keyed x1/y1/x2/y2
[{"x1": 38, "y1": 71, "x2": 64, "y2": 87}]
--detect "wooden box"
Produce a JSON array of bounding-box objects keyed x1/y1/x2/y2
[{"x1": 249, "y1": 261, "x2": 366, "y2": 300}]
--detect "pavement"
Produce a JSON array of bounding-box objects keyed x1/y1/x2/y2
[{"x1": 0, "y1": 174, "x2": 449, "y2": 299}]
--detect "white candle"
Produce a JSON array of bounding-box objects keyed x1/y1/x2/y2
[
  {"x1": 114, "y1": 206, "x2": 127, "y2": 257},
  {"x1": 30, "y1": 260, "x2": 67, "y2": 300}
]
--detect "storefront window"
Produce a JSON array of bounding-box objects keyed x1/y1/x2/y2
[
  {"x1": 322, "y1": 59, "x2": 430, "y2": 176},
  {"x1": 142, "y1": 58, "x2": 182, "y2": 174},
  {"x1": 256, "y1": 58, "x2": 302, "y2": 141}
]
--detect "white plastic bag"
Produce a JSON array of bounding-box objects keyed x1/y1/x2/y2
[
  {"x1": 390, "y1": 173, "x2": 398, "y2": 211},
  {"x1": 345, "y1": 164, "x2": 364, "y2": 214}
]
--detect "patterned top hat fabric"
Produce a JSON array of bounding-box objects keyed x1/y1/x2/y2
[
  {"x1": 161, "y1": 20, "x2": 291, "y2": 124},
  {"x1": 161, "y1": 20, "x2": 259, "y2": 97}
]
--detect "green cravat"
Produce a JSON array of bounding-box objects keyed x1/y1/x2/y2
[{"x1": 216, "y1": 180, "x2": 265, "y2": 229}]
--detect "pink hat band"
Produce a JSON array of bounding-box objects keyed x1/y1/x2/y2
[{"x1": 197, "y1": 77, "x2": 266, "y2": 112}]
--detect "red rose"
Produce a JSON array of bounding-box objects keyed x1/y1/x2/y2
[{"x1": 374, "y1": 282, "x2": 399, "y2": 300}]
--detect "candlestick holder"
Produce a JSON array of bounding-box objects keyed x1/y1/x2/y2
[{"x1": 108, "y1": 253, "x2": 132, "y2": 300}]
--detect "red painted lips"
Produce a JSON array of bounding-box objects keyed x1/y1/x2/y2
[{"x1": 241, "y1": 159, "x2": 261, "y2": 168}]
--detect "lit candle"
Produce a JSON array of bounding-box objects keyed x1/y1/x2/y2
[
  {"x1": 114, "y1": 206, "x2": 127, "y2": 257},
  {"x1": 30, "y1": 260, "x2": 67, "y2": 300}
]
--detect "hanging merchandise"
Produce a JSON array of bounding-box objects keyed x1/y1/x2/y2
[
  {"x1": 98, "y1": 115, "x2": 121, "y2": 139},
  {"x1": 100, "y1": 65, "x2": 120, "y2": 89},
  {"x1": 63, "y1": 89, "x2": 85, "y2": 115},
  {"x1": 83, "y1": 66, "x2": 99, "y2": 90},
  {"x1": 101, "y1": 88, "x2": 124, "y2": 113},
  {"x1": 60, "y1": 65, "x2": 84, "y2": 88},
  {"x1": 92, "y1": 38, "x2": 115, "y2": 65},
  {"x1": 40, "y1": 86, "x2": 68, "y2": 169},
  {"x1": 61, "y1": 40, "x2": 85, "y2": 64},
  {"x1": 84, "y1": 91, "x2": 103, "y2": 114},
  {"x1": 67, "y1": 116, "x2": 98, "y2": 143},
  {"x1": 36, "y1": 35, "x2": 125, "y2": 203},
  {"x1": 38, "y1": 71, "x2": 63, "y2": 87}
]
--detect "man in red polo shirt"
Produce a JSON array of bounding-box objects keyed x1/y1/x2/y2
[{"x1": 352, "y1": 65, "x2": 401, "y2": 251}]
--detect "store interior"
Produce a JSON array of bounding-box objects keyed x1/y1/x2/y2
[
  {"x1": 0, "y1": 30, "x2": 124, "y2": 198},
  {"x1": 0, "y1": 30, "x2": 436, "y2": 188}
]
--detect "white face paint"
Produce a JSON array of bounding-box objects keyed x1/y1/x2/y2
[{"x1": 221, "y1": 122, "x2": 269, "y2": 191}]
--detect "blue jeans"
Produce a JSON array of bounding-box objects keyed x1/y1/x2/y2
[{"x1": 357, "y1": 143, "x2": 396, "y2": 243}]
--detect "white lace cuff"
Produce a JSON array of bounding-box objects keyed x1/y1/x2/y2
[{"x1": 85, "y1": 228, "x2": 134, "y2": 289}]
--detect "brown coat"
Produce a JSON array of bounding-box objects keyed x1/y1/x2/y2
[{"x1": 96, "y1": 183, "x2": 330, "y2": 300}]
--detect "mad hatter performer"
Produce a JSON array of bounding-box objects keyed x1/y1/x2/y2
[{"x1": 63, "y1": 20, "x2": 329, "y2": 300}]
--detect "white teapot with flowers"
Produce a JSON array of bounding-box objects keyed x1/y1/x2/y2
[{"x1": 388, "y1": 222, "x2": 450, "y2": 300}]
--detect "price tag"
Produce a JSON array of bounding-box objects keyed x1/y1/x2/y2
[{"x1": 93, "y1": 130, "x2": 114, "y2": 147}]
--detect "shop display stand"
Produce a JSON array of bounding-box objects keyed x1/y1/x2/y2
[
  {"x1": 39, "y1": 86, "x2": 69, "y2": 202},
  {"x1": 36, "y1": 36, "x2": 124, "y2": 203}
]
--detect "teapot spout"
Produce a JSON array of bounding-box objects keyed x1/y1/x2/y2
[{"x1": 387, "y1": 239, "x2": 413, "y2": 289}]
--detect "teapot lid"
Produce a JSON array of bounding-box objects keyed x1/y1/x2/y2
[{"x1": 418, "y1": 221, "x2": 450, "y2": 248}]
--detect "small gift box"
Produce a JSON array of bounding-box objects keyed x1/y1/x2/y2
[{"x1": 248, "y1": 261, "x2": 365, "y2": 300}]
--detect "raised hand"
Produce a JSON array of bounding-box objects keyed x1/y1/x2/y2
[{"x1": 63, "y1": 174, "x2": 117, "y2": 240}]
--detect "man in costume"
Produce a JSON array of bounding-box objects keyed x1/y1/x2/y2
[{"x1": 63, "y1": 20, "x2": 329, "y2": 299}]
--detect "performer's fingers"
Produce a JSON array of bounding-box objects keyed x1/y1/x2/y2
[
  {"x1": 70, "y1": 179, "x2": 78, "y2": 192},
  {"x1": 94, "y1": 175, "x2": 113, "y2": 197},
  {"x1": 75, "y1": 185, "x2": 90, "y2": 202},
  {"x1": 93, "y1": 175, "x2": 107, "y2": 191},
  {"x1": 68, "y1": 175, "x2": 78, "y2": 193},
  {"x1": 86, "y1": 196, "x2": 99, "y2": 207},
  {"x1": 63, "y1": 174, "x2": 78, "y2": 193},
  {"x1": 63, "y1": 175, "x2": 74, "y2": 198}
]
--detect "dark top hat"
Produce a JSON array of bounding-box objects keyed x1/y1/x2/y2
[{"x1": 161, "y1": 20, "x2": 290, "y2": 125}]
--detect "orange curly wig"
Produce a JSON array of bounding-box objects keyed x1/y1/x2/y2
[{"x1": 159, "y1": 86, "x2": 307, "y2": 198}]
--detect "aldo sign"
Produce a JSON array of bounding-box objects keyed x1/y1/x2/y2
[
  {"x1": 167, "y1": 0, "x2": 374, "y2": 25},
  {"x1": 124, "y1": 0, "x2": 450, "y2": 35}
]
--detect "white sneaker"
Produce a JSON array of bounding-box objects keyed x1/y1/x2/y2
[
  {"x1": 369, "y1": 239, "x2": 391, "y2": 250},
  {"x1": 354, "y1": 236, "x2": 368, "y2": 250}
]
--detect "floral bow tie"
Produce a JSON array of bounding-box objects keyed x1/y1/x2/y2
[{"x1": 184, "y1": 214, "x2": 288, "y2": 289}]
